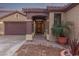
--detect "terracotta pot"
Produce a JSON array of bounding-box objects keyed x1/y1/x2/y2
[{"x1": 57, "y1": 37, "x2": 68, "y2": 45}]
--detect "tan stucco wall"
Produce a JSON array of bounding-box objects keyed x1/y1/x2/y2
[{"x1": 65, "y1": 5, "x2": 79, "y2": 39}]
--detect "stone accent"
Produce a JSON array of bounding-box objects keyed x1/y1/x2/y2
[
  {"x1": 0, "y1": 22, "x2": 4, "y2": 35},
  {"x1": 26, "y1": 34, "x2": 33, "y2": 40},
  {"x1": 46, "y1": 34, "x2": 49, "y2": 40}
]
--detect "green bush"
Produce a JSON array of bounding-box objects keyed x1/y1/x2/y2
[{"x1": 52, "y1": 21, "x2": 73, "y2": 38}]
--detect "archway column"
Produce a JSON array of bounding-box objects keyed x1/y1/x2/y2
[
  {"x1": 32, "y1": 21, "x2": 35, "y2": 38},
  {"x1": 45, "y1": 20, "x2": 49, "y2": 40}
]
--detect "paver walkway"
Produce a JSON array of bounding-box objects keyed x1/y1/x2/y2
[{"x1": 25, "y1": 34, "x2": 65, "y2": 49}]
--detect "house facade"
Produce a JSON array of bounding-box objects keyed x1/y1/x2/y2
[{"x1": 0, "y1": 3, "x2": 79, "y2": 41}]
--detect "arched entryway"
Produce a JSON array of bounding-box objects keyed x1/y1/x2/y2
[{"x1": 32, "y1": 15, "x2": 47, "y2": 35}]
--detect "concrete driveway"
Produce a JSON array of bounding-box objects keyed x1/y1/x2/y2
[{"x1": 0, "y1": 35, "x2": 26, "y2": 56}]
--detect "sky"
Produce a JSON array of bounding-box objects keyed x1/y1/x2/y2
[{"x1": 0, "y1": 3, "x2": 68, "y2": 10}]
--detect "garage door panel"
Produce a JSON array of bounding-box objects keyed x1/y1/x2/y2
[{"x1": 5, "y1": 22, "x2": 26, "y2": 35}]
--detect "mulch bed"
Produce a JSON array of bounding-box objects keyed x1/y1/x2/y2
[{"x1": 16, "y1": 44, "x2": 63, "y2": 56}]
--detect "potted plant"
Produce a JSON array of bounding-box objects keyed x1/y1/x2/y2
[
  {"x1": 60, "y1": 38, "x2": 79, "y2": 56},
  {"x1": 52, "y1": 21, "x2": 73, "y2": 45}
]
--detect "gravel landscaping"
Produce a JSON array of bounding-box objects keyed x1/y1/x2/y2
[{"x1": 16, "y1": 44, "x2": 63, "y2": 56}]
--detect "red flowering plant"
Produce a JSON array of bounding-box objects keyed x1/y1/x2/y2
[{"x1": 68, "y1": 38, "x2": 79, "y2": 56}]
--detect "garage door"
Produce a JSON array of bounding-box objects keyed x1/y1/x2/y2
[{"x1": 5, "y1": 22, "x2": 26, "y2": 35}]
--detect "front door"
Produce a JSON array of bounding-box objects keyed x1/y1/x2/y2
[{"x1": 35, "y1": 21, "x2": 44, "y2": 34}]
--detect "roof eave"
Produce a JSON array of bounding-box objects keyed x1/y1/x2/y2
[
  {"x1": 47, "y1": 3, "x2": 79, "y2": 12},
  {"x1": 0, "y1": 11, "x2": 26, "y2": 19},
  {"x1": 64, "y1": 3, "x2": 79, "y2": 12}
]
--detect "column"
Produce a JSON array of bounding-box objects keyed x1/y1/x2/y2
[{"x1": 26, "y1": 20, "x2": 33, "y2": 40}]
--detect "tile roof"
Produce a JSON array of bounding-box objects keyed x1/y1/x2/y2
[
  {"x1": 22, "y1": 8, "x2": 48, "y2": 13},
  {"x1": 23, "y1": 3, "x2": 79, "y2": 12}
]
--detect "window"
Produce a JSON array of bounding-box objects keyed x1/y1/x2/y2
[{"x1": 54, "y1": 13, "x2": 61, "y2": 26}]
